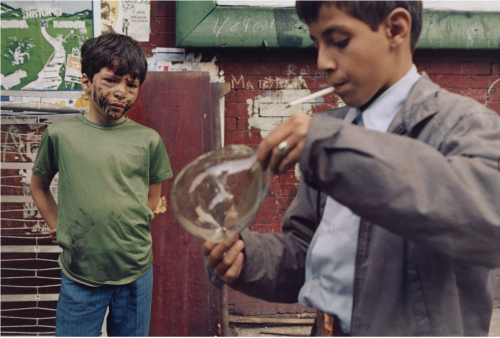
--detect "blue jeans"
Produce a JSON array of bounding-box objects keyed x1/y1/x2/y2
[{"x1": 55, "y1": 266, "x2": 153, "y2": 336}]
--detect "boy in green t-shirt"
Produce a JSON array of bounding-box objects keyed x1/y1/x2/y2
[{"x1": 30, "y1": 33, "x2": 173, "y2": 336}]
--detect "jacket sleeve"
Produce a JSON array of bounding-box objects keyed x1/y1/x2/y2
[
  {"x1": 229, "y1": 178, "x2": 318, "y2": 303},
  {"x1": 299, "y1": 107, "x2": 500, "y2": 268}
]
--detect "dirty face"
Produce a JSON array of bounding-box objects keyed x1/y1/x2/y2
[
  {"x1": 82, "y1": 67, "x2": 140, "y2": 124},
  {"x1": 308, "y1": 3, "x2": 398, "y2": 108}
]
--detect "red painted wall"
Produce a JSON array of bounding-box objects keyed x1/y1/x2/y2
[{"x1": 146, "y1": 1, "x2": 500, "y2": 317}]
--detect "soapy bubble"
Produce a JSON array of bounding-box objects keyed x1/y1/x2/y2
[{"x1": 171, "y1": 145, "x2": 270, "y2": 243}]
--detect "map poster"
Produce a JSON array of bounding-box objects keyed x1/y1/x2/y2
[
  {"x1": 64, "y1": 54, "x2": 83, "y2": 83},
  {"x1": 94, "y1": 0, "x2": 150, "y2": 42},
  {"x1": 1, "y1": 1, "x2": 93, "y2": 91}
]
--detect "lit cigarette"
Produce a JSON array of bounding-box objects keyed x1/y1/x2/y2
[{"x1": 285, "y1": 87, "x2": 335, "y2": 109}]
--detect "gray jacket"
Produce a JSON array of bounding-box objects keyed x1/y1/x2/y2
[{"x1": 231, "y1": 74, "x2": 500, "y2": 336}]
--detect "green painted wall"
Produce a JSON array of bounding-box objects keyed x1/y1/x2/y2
[{"x1": 177, "y1": 3, "x2": 500, "y2": 49}]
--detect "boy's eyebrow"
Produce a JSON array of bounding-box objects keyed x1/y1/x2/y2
[
  {"x1": 309, "y1": 25, "x2": 350, "y2": 41},
  {"x1": 126, "y1": 76, "x2": 140, "y2": 83},
  {"x1": 321, "y1": 25, "x2": 350, "y2": 37},
  {"x1": 103, "y1": 71, "x2": 138, "y2": 82}
]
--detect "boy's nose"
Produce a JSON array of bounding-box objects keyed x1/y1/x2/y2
[
  {"x1": 317, "y1": 46, "x2": 337, "y2": 73},
  {"x1": 114, "y1": 84, "x2": 126, "y2": 98}
]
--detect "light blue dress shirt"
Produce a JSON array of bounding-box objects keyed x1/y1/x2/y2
[{"x1": 298, "y1": 65, "x2": 421, "y2": 333}]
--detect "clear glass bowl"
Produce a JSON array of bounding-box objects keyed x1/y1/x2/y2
[{"x1": 171, "y1": 145, "x2": 270, "y2": 243}]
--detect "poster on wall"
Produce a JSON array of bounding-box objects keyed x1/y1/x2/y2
[
  {"x1": 93, "y1": 0, "x2": 150, "y2": 42},
  {"x1": 1, "y1": 1, "x2": 93, "y2": 91}
]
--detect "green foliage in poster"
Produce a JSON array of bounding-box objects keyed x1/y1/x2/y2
[{"x1": 1, "y1": 1, "x2": 93, "y2": 90}]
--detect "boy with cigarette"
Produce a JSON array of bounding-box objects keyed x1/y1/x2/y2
[
  {"x1": 30, "y1": 33, "x2": 173, "y2": 336},
  {"x1": 203, "y1": 1, "x2": 500, "y2": 335}
]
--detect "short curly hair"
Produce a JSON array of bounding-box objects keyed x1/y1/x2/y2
[{"x1": 81, "y1": 33, "x2": 147, "y2": 85}]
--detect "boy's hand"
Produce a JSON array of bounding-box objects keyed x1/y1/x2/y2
[
  {"x1": 48, "y1": 228, "x2": 58, "y2": 244},
  {"x1": 256, "y1": 111, "x2": 312, "y2": 175},
  {"x1": 202, "y1": 235, "x2": 245, "y2": 284}
]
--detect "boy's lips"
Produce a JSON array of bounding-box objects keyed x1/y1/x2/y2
[
  {"x1": 110, "y1": 103, "x2": 125, "y2": 109},
  {"x1": 333, "y1": 82, "x2": 347, "y2": 95}
]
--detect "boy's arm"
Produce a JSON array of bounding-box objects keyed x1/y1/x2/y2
[
  {"x1": 299, "y1": 110, "x2": 500, "y2": 267},
  {"x1": 30, "y1": 174, "x2": 58, "y2": 243},
  {"x1": 147, "y1": 181, "x2": 162, "y2": 212},
  {"x1": 229, "y1": 177, "x2": 318, "y2": 303}
]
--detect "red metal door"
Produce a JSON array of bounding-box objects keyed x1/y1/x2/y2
[
  {"x1": 0, "y1": 72, "x2": 222, "y2": 336},
  {"x1": 127, "y1": 72, "x2": 221, "y2": 336}
]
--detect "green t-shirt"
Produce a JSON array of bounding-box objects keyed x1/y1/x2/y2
[{"x1": 32, "y1": 114, "x2": 173, "y2": 286}]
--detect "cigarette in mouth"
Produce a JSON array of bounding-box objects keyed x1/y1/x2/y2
[{"x1": 285, "y1": 86, "x2": 335, "y2": 109}]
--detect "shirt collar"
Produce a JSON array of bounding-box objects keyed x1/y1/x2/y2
[{"x1": 345, "y1": 64, "x2": 421, "y2": 132}]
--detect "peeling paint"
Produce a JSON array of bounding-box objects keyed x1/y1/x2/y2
[
  {"x1": 246, "y1": 87, "x2": 343, "y2": 138},
  {"x1": 154, "y1": 196, "x2": 167, "y2": 214},
  {"x1": 246, "y1": 90, "x2": 316, "y2": 180},
  {"x1": 150, "y1": 53, "x2": 225, "y2": 83},
  {"x1": 19, "y1": 169, "x2": 58, "y2": 219},
  {"x1": 243, "y1": 65, "x2": 343, "y2": 180},
  {"x1": 1, "y1": 125, "x2": 43, "y2": 162}
]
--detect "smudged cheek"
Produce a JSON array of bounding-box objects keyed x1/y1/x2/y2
[
  {"x1": 122, "y1": 99, "x2": 135, "y2": 115},
  {"x1": 122, "y1": 92, "x2": 138, "y2": 111},
  {"x1": 94, "y1": 87, "x2": 113, "y2": 110},
  {"x1": 99, "y1": 94, "x2": 110, "y2": 111}
]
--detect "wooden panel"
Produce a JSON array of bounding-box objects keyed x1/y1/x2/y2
[{"x1": 127, "y1": 72, "x2": 220, "y2": 336}]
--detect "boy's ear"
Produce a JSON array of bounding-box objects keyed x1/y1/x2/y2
[
  {"x1": 81, "y1": 73, "x2": 91, "y2": 93},
  {"x1": 385, "y1": 8, "x2": 412, "y2": 50}
]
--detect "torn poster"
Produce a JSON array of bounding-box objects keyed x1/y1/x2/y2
[
  {"x1": 1, "y1": 1, "x2": 93, "y2": 90},
  {"x1": 94, "y1": 0, "x2": 150, "y2": 42}
]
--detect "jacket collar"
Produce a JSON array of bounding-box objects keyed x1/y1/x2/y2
[
  {"x1": 326, "y1": 72, "x2": 440, "y2": 133},
  {"x1": 388, "y1": 72, "x2": 440, "y2": 133}
]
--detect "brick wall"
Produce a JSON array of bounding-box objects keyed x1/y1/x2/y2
[
  {"x1": 141, "y1": 1, "x2": 176, "y2": 56},
  {"x1": 145, "y1": 1, "x2": 500, "y2": 317}
]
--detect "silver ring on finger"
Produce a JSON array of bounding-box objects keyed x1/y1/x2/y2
[{"x1": 277, "y1": 141, "x2": 290, "y2": 157}]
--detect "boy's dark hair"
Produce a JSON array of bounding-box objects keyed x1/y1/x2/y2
[
  {"x1": 81, "y1": 33, "x2": 147, "y2": 85},
  {"x1": 296, "y1": 1, "x2": 423, "y2": 53}
]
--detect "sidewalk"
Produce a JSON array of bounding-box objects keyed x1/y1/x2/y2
[
  {"x1": 229, "y1": 306, "x2": 500, "y2": 337},
  {"x1": 490, "y1": 306, "x2": 500, "y2": 337},
  {"x1": 229, "y1": 314, "x2": 314, "y2": 337}
]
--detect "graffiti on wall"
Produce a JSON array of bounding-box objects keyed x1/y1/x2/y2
[{"x1": 214, "y1": 18, "x2": 276, "y2": 38}]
